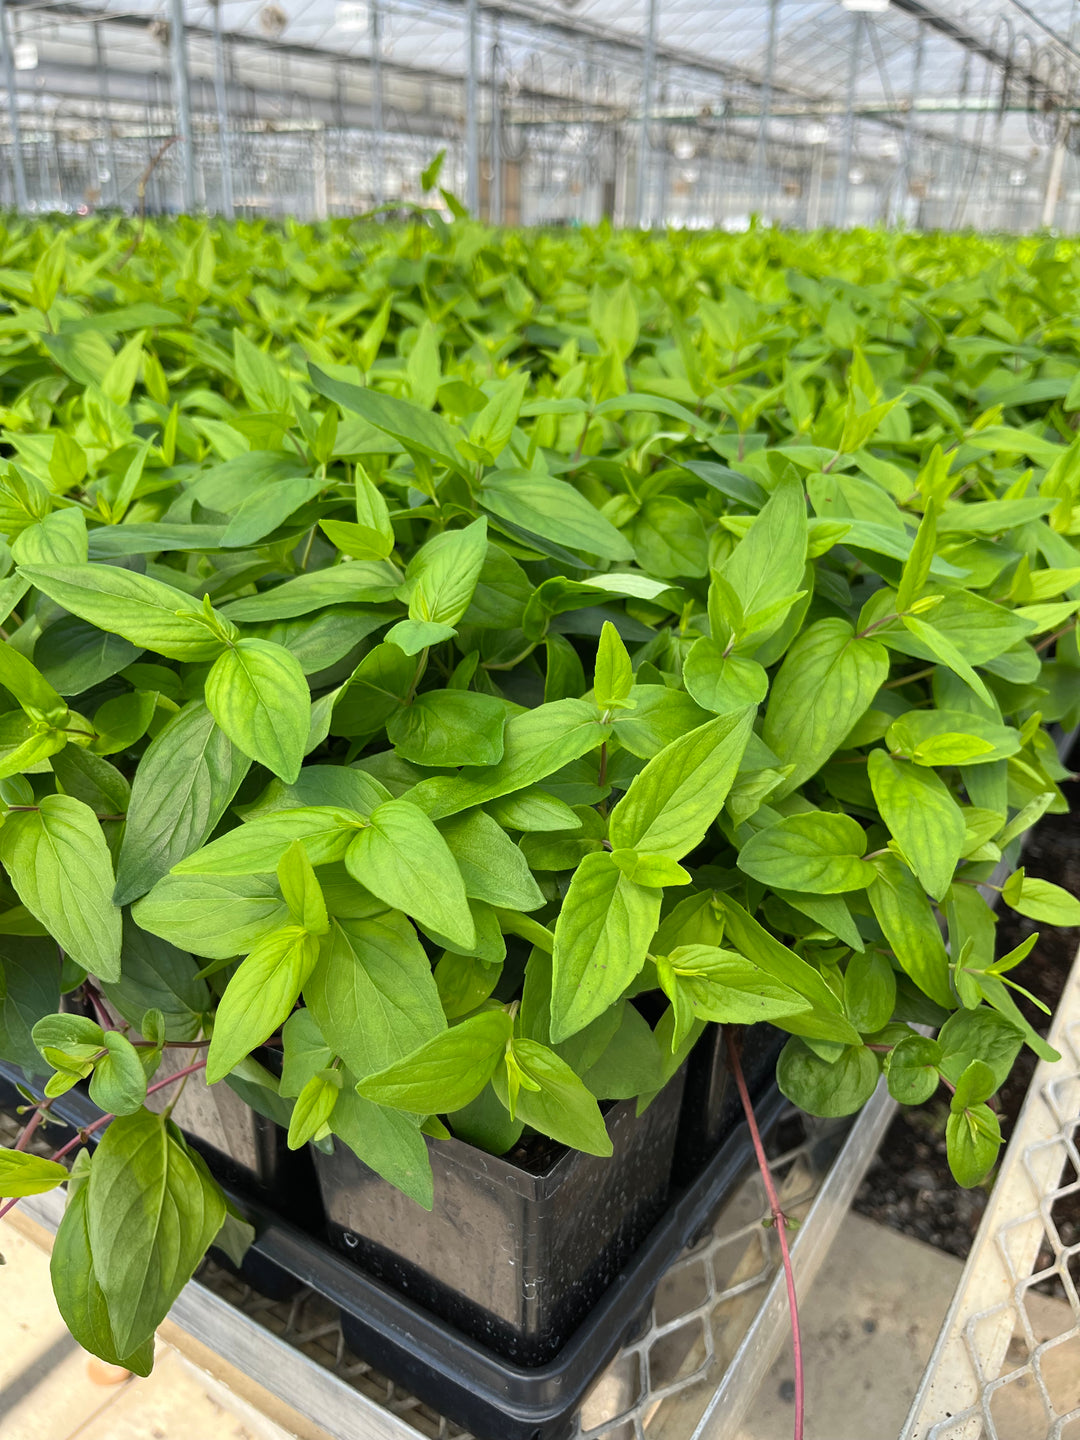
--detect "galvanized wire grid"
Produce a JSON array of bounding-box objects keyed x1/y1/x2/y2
[{"x1": 903, "y1": 945, "x2": 1080, "y2": 1440}]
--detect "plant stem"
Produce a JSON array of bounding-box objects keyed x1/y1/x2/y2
[
  {"x1": 882, "y1": 664, "x2": 936, "y2": 690},
  {"x1": 728, "y1": 1030, "x2": 804, "y2": 1440}
]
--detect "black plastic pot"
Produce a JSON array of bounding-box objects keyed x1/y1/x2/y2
[
  {"x1": 674, "y1": 1022, "x2": 787, "y2": 1186},
  {"x1": 314, "y1": 1068, "x2": 687, "y2": 1366}
]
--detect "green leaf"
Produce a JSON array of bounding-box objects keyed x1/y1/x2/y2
[
  {"x1": 715, "y1": 896, "x2": 860, "y2": 1043},
  {"x1": 738, "y1": 811, "x2": 875, "y2": 893},
  {"x1": 385, "y1": 618, "x2": 457, "y2": 654},
  {"x1": 277, "y1": 841, "x2": 329, "y2": 934},
  {"x1": 0, "y1": 641, "x2": 67, "y2": 721},
  {"x1": 309, "y1": 363, "x2": 466, "y2": 475},
  {"x1": 480, "y1": 472, "x2": 633, "y2": 561},
  {"x1": 204, "y1": 638, "x2": 309, "y2": 784},
  {"x1": 0, "y1": 1147, "x2": 69, "y2": 1196},
  {"x1": 610, "y1": 849, "x2": 691, "y2": 887},
  {"x1": 220, "y1": 563, "x2": 401, "y2": 622},
  {"x1": 132, "y1": 872, "x2": 289, "y2": 960},
  {"x1": 221, "y1": 477, "x2": 323, "y2": 547},
  {"x1": 86, "y1": 1109, "x2": 226, "y2": 1355},
  {"x1": 19, "y1": 563, "x2": 229, "y2": 662},
  {"x1": 387, "y1": 689, "x2": 506, "y2": 767},
  {"x1": 885, "y1": 1035, "x2": 942, "y2": 1105},
  {"x1": 901, "y1": 614, "x2": 992, "y2": 707},
  {"x1": 331, "y1": 1085, "x2": 434, "y2": 1209},
  {"x1": 205, "y1": 926, "x2": 321, "y2": 1082},
  {"x1": 593, "y1": 620, "x2": 634, "y2": 712},
  {"x1": 468, "y1": 373, "x2": 527, "y2": 461},
  {"x1": 279, "y1": 1008, "x2": 332, "y2": 1096},
  {"x1": 88, "y1": 1031, "x2": 148, "y2": 1115},
  {"x1": 51, "y1": 1173, "x2": 155, "y2": 1377},
  {"x1": 885, "y1": 709, "x2": 1018, "y2": 767},
  {"x1": 719, "y1": 474, "x2": 808, "y2": 642},
  {"x1": 884, "y1": 588, "x2": 1034, "y2": 667},
  {"x1": 1003, "y1": 875, "x2": 1080, "y2": 925},
  {"x1": 0, "y1": 794, "x2": 121, "y2": 979},
  {"x1": 843, "y1": 949, "x2": 896, "y2": 1034},
  {"x1": 287, "y1": 1070, "x2": 341, "y2": 1149},
  {"x1": 608, "y1": 707, "x2": 753, "y2": 859},
  {"x1": 945, "y1": 1099, "x2": 1001, "y2": 1187},
  {"x1": 409, "y1": 698, "x2": 608, "y2": 819},
  {"x1": 172, "y1": 807, "x2": 358, "y2": 876},
  {"x1": 777, "y1": 1037, "x2": 879, "y2": 1117},
  {"x1": 233, "y1": 330, "x2": 290, "y2": 413},
  {"x1": 0, "y1": 943, "x2": 61, "y2": 1074},
  {"x1": 937, "y1": 1008, "x2": 1023, "y2": 1089},
  {"x1": 682, "y1": 640, "x2": 768, "y2": 715},
  {"x1": 355, "y1": 1009, "x2": 513, "y2": 1114},
  {"x1": 404, "y1": 518, "x2": 488, "y2": 627},
  {"x1": 895, "y1": 501, "x2": 937, "y2": 613},
  {"x1": 438, "y1": 809, "x2": 546, "y2": 911},
  {"x1": 494, "y1": 1039, "x2": 612, "y2": 1156},
  {"x1": 657, "y1": 944, "x2": 810, "y2": 1048},
  {"x1": 549, "y1": 851, "x2": 661, "y2": 1042},
  {"x1": 763, "y1": 618, "x2": 889, "y2": 797},
  {"x1": 345, "y1": 798, "x2": 474, "y2": 948},
  {"x1": 0, "y1": 711, "x2": 66, "y2": 779},
  {"x1": 305, "y1": 916, "x2": 446, "y2": 1079},
  {"x1": 867, "y1": 854, "x2": 954, "y2": 1010},
  {"x1": 101, "y1": 918, "x2": 209, "y2": 1043},
  {"x1": 239, "y1": 765, "x2": 389, "y2": 821},
  {"x1": 320, "y1": 517, "x2": 394, "y2": 562},
  {"x1": 868, "y1": 750, "x2": 965, "y2": 901}
]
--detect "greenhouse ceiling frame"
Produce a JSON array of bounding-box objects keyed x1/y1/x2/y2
[{"x1": 0, "y1": 0, "x2": 1078, "y2": 229}]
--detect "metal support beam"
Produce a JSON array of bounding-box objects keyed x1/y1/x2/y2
[
  {"x1": 1042, "y1": 139, "x2": 1068, "y2": 228},
  {"x1": 91, "y1": 22, "x2": 120, "y2": 208},
  {"x1": 489, "y1": 37, "x2": 501, "y2": 225},
  {"x1": 370, "y1": 0, "x2": 384, "y2": 206},
  {"x1": 167, "y1": 0, "x2": 196, "y2": 211},
  {"x1": 0, "y1": 0, "x2": 27, "y2": 211},
  {"x1": 634, "y1": 0, "x2": 659, "y2": 228},
  {"x1": 889, "y1": 22, "x2": 924, "y2": 225},
  {"x1": 211, "y1": 0, "x2": 233, "y2": 219},
  {"x1": 833, "y1": 10, "x2": 863, "y2": 228},
  {"x1": 753, "y1": 0, "x2": 781, "y2": 217},
  {"x1": 464, "y1": 0, "x2": 479, "y2": 214},
  {"x1": 806, "y1": 136, "x2": 825, "y2": 229},
  {"x1": 655, "y1": 73, "x2": 669, "y2": 227}
]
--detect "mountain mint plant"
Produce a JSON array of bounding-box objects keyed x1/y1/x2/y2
[{"x1": 0, "y1": 213, "x2": 1077, "y2": 1375}]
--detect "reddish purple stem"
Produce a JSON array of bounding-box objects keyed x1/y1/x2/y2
[{"x1": 729, "y1": 1032, "x2": 805, "y2": 1440}]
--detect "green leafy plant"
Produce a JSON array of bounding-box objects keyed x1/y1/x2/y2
[{"x1": 0, "y1": 212, "x2": 1077, "y2": 1380}]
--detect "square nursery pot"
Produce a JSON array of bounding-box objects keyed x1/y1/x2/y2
[
  {"x1": 673, "y1": 1023, "x2": 787, "y2": 1186},
  {"x1": 313, "y1": 1067, "x2": 688, "y2": 1366}
]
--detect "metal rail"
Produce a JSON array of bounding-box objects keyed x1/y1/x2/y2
[{"x1": 901, "y1": 942, "x2": 1080, "y2": 1440}]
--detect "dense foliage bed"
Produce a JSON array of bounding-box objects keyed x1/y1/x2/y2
[{"x1": 0, "y1": 212, "x2": 1078, "y2": 1373}]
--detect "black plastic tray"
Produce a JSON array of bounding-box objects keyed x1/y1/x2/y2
[{"x1": 0, "y1": 1060, "x2": 784, "y2": 1440}]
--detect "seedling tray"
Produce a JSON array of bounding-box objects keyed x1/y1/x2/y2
[{"x1": 0, "y1": 1058, "x2": 785, "y2": 1440}]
